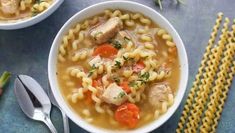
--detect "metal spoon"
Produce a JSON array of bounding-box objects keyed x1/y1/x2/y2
[
  {"x1": 48, "y1": 84, "x2": 70, "y2": 133},
  {"x1": 14, "y1": 75, "x2": 57, "y2": 133}
]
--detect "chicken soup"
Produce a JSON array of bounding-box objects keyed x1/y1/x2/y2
[
  {"x1": 56, "y1": 9, "x2": 180, "y2": 130},
  {"x1": 0, "y1": 0, "x2": 53, "y2": 22}
]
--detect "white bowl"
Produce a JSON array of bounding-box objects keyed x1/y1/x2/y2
[
  {"x1": 48, "y1": 1, "x2": 188, "y2": 133},
  {"x1": 0, "y1": 0, "x2": 63, "y2": 30}
]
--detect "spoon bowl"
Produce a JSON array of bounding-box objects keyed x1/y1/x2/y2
[{"x1": 14, "y1": 75, "x2": 57, "y2": 133}]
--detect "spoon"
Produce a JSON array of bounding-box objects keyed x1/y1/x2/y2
[
  {"x1": 48, "y1": 84, "x2": 70, "y2": 133},
  {"x1": 14, "y1": 75, "x2": 57, "y2": 133}
]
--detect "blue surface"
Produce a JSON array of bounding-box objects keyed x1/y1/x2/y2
[{"x1": 0, "y1": 0, "x2": 235, "y2": 133}]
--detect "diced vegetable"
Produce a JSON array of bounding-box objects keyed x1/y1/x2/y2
[
  {"x1": 93, "y1": 44, "x2": 118, "y2": 58},
  {"x1": 84, "y1": 91, "x2": 93, "y2": 105},
  {"x1": 0, "y1": 71, "x2": 11, "y2": 96},
  {"x1": 92, "y1": 78, "x2": 102, "y2": 87},
  {"x1": 120, "y1": 82, "x2": 131, "y2": 94},
  {"x1": 115, "y1": 103, "x2": 140, "y2": 128},
  {"x1": 133, "y1": 61, "x2": 145, "y2": 72}
]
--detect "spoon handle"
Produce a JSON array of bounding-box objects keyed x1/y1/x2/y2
[
  {"x1": 44, "y1": 116, "x2": 58, "y2": 133},
  {"x1": 61, "y1": 109, "x2": 70, "y2": 133}
]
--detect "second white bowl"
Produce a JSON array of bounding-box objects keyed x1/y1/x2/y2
[{"x1": 0, "y1": 0, "x2": 64, "y2": 30}]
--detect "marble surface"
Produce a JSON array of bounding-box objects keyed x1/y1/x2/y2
[{"x1": 0, "y1": 0, "x2": 235, "y2": 133}]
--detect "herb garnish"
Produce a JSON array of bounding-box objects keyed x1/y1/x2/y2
[
  {"x1": 32, "y1": 7, "x2": 39, "y2": 16},
  {"x1": 140, "y1": 72, "x2": 150, "y2": 81},
  {"x1": 112, "y1": 40, "x2": 122, "y2": 49},
  {"x1": 123, "y1": 56, "x2": 134, "y2": 62},
  {"x1": 129, "y1": 81, "x2": 138, "y2": 88},
  {"x1": 137, "y1": 72, "x2": 150, "y2": 84},
  {"x1": 114, "y1": 92, "x2": 126, "y2": 99},
  {"x1": 154, "y1": 0, "x2": 184, "y2": 10},
  {"x1": 115, "y1": 61, "x2": 122, "y2": 69},
  {"x1": 124, "y1": 37, "x2": 131, "y2": 43},
  {"x1": 123, "y1": 56, "x2": 128, "y2": 61},
  {"x1": 113, "y1": 77, "x2": 120, "y2": 84},
  {"x1": 88, "y1": 64, "x2": 97, "y2": 77}
]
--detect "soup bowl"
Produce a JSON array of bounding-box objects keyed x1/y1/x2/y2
[
  {"x1": 0, "y1": 0, "x2": 64, "y2": 30},
  {"x1": 48, "y1": 1, "x2": 188, "y2": 133}
]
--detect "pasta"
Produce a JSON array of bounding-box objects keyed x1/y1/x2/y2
[
  {"x1": 56, "y1": 9, "x2": 180, "y2": 130},
  {"x1": 177, "y1": 13, "x2": 235, "y2": 133},
  {"x1": 177, "y1": 13, "x2": 223, "y2": 133},
  {"x1": 184, "y1": 17, "x2": 229, "y2": 133}
]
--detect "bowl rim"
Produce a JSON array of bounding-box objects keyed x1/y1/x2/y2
[
  {"x1": 0, "y1": 0, "x2": 64, "y2": 30},
  {"x1": 48, "y1": 1, "x2": 188, "y2": 133}
]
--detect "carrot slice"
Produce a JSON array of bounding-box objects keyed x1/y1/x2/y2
[
  {"x1": 92, "y1": 80, "x2": 99, "y2": 87},
  {"x1": 85, "y1": 91, "x2": 93, "y2": 105},
  {"x1": 93, "y1": 44, "x2": 118, "y2": 58},
  {"x1": 115, "y1": 103, "x2": 140, "y2": 128},
  {"x1": 120, "y1": 82, "x2": 131, "y2": 94},
  {"x1": 133, "y1": 61, "x2": 145, "y2": 72}
]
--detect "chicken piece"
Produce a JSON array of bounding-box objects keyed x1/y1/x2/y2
[
  {"x1": 101, "y1": 83, "x2": 127, "y2": 105},
  {"x1": 89, "y1": 55, "x2": 102, "y2": 67},
  {"x1": 148, "y1": 83, "x2": 173, "y2": 108},
  {"x1": 90, "y1": 17, "x2": 123, "y2": 44},
  {"x1": 0, "y1": 0, "x2": 20, "y2": 14}
]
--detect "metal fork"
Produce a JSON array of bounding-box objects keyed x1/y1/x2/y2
[{"x1": 48, "y1": 84, "x2": 70, "y2": 133}]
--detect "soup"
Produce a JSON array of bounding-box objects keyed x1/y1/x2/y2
[
  {"x1": 56, "y1": 9, "x2": 180, "y2": 130},
  {"x1": 0, "y1": 0, "x2": 53, "y2": 22}
]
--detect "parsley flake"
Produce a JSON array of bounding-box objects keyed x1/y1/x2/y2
[
  {"x1": 114, "y1": 92, "x2": 126, "y2": 99},
  {"x1": 113, "y1": 77, "x2": 120, "y2": 84},
  {"x1": 88, "y1": 64, "x2": 97, "y2": 77},
  {"x1": 115, "y1": 61, "x2": 122, "y2": 69},
  {"x1": 112, "y1": 40, "x2": 122, "y2": 49},
  {"x1": 124, "y1": 36, "x2": 131, "y2": 42}
]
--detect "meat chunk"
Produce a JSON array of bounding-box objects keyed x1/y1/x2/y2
[
  {"x1": 90, "y1": 17, "x2": 123, "y2": 44},
  {"x1": 0, "y1": 0, "x2": 20, "y2": 14},
  {"x1": 89, "y1": 55, "x2": 102, "y2": 67},
  {"x1": 148, "y1": 83, "x2": 173, "y2": 108},
  {"x1": 101, "y1": 83, "x2": 127, "y2": 105}
]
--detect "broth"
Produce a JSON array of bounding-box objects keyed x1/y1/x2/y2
[{"x1": 56, "y1": 10, "x2": 180, "y2": 130}]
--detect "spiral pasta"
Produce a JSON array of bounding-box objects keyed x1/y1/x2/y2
[
  {"x1": 177, "y1": 13, "x2": 235, "y2": 133},
  {"x1": 199, "y1": 20, "x2": 235, "y2": 133},
  {"x1": 176, "y1": 12, "x2": 223, "y2": 133},
  {"x1": 184, "y1": 17, "x2": 229, "y2": 133}
]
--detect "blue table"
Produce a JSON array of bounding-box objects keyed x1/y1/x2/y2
[{"x1": 0, "y1": 0, "x2": 235, "y2": 133}]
